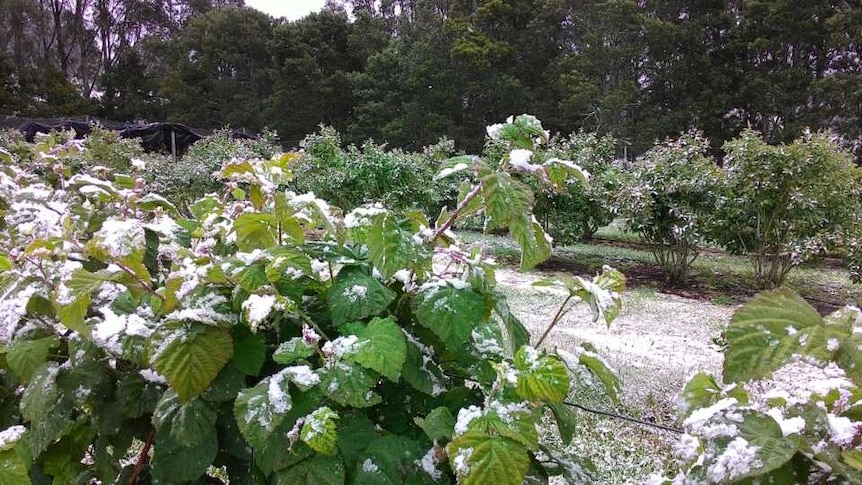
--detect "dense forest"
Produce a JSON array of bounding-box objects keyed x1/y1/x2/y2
[{"x1": 1, "y1": 0, "x2": 860, "y2": 156}]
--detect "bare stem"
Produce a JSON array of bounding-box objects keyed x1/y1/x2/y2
[
  {"x1": 127, "y1": 429, "x2": 155, "y2": 485},
  {"x1": 536, "y1": 294, "x2": 573, "y2": 347},
  {"x1": 430, "y1": 183, "x2": 483, "y2": 244}
]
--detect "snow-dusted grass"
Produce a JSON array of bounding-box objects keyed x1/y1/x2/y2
[{"x1": 495, "y1": 268, "x2": 732, "y2": 483}]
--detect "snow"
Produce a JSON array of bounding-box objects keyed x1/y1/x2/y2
[
  {"x1": 452, "y1": 447, "x2": 474, "y2": 476},
  {"x1": 302, "y1": 324, "x2": 321, "y2": 345},
  {"x1": 95, "y1": 218, "x2": 145, "y2": 258},
  {"x1": 416, "y1": 448, "x2": 442, "y2": 481},
  {"x1": 93, "y1": 307, "x2": 152, "y2": 353},
  {"x1": 471, "y1": 329, "x2": 504, "y2": 356},
  {"x1": 673, "y1": 433, "x2": 700, "y2": 461},
  {"x1": 139, "y1": 369, "x2": 167, "y2": 385},
  {"x1": 508, "y1": 149, "x2": 542, "y2": 173},
  {"x1": 454, "y1": 405, "x2": 483, "y2": 435},
  {"x1": 235, "y1": 249, "x2": 267, "y2": 265},
  {"x1": 435, "y1": 162, "x2": 470, "y2": 180},
  {"x1": 362, "y1": 459, "x2": 379, "y2": 473},
  {"x1": 486, "y1": 123, "x2": 505, "y2": 140},
  {"x1": 268, "y1": 370, "x2": 292, "y2": 414},
  {"x1": 827, "y1": 338, "x2": 840, "y2": 351},
  {"x1": 705, "y1": 437, "x2": 761, "y2": 482},
  {"x1": 0, "y1": 285, "x2": 38, "y2": 343},
  {"x1": 343, "y1": 284, "x2": 368, "y2": 303},
  {"x1": 243, "y1": 294, "x2": 277, "y2": 330},
  {"x1": 0, "y1": 425, "x2": 27, "y2": 448},
  {"x1": 828, "y1": 414, "x2": 860, "y2": 448},
  {"x1": 283, "y1": 365, "x2": 321, "y2": 388},
  {"x1": 167, "y1": 292, "x2": 236, "y2": 326},
  {"x1": 344, "y1": 204, "x2": 387, "y2": 228},
  {"x1": 321, "y1": 335, "x2": 364, "y2": 358}
]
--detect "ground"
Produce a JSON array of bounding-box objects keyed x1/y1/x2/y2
[
  {"x1": 457, "y1": 223, "x2": 862, "y2": 484},
  {"x1": 497, "y1": 267, "x2": 730, "y2": 483}
]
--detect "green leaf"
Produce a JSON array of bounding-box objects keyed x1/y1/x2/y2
[
  {"x1": 508, "y1": 213, "x2": 552, "y2": 270},
  {"x1": 678, "y1": 372, "x2": 723, "y2": 418},
  {"x1": 735, "y1": 413, "x2": 798, "y2": 478},
  {"x1": 153, "y1": 324, "x2": 233, "y2": 402},
  {"x1": 232, "y1": 328, "x2": 267, "y2": 375},
  {"x1": 234, "y1": 213, "x2": 278, "y2": 251},
  {"x1": 233, "y1": 373, "x2": 293, "y2": 450},
  {"x1": 836, "y1": 337, "x2": 862, "y2": 387},
  {"x1": 415, "y1": 282, "x2": 487, "y2": 348},
  {"x1": 6, "y1": 336, "x2": 60, "y2": 381},
  {"x1": 0, "y1": 446, "x2": 31, "y2": 485},
  {"x1": 513, "y1": 347, "x2": 570, "y2": 404},
  {"x1": 367, "y1": 214, "x2": 424, "y2": 279},
  {"x1": 481, "y1": 173, "x2": 533, "y2": 231},
  {"x1": 447, "y1": 431, "x2": 530, "y2": 485},
  {"x1": 55, "y1": 294, "x2": 91, "y2": 335},
  {"x1": 570, "y1": 349, "x2": 621, "y2": 404},
  {"x1": 0, "y1": 255, "x2": 11, "y2": 273},
  {"x1": 116, "y1": 375, "x2": 162, "y2": 418},
  {"x1": 153, "y1": 391, "x2": 217, "y2": 447},
  {"x1": 300, "y1": 406, "x2": 339, "y2": 455},
  {"x1": 319, "y1": 361, "x2": 382, "y2": 408},
  {"x1": 272, "y1": 455, "x2": 345, "y2": 485},
  {"x1": 273, "y1": 337, "x2": 317, "y2": 365},
  {"x1": 724, "y1": 289, "x2": 825, "y2": 383},
  {"x1": 493, "y1": 296, "x2": 531, "y2": 357},
  {"x1": 20, "y1": 363, "x2": 74, "y2": 456},
  {"x1": 415, "y1": 407, "x2": 455, "y2": 442},
  {"x1": 548, "y1": 403, "x2": 577, "y2": 445},
  {"x1": 354, "y1": 435, "x2": 430, "y2": 484},
  {"x1": 350, "y1": 317, "x2": 407, "y2": 382},
  {"x1": 401, "y1": 334, "x2": 446, "y2": 396},
  {"x1": 328, "y1": 267, "x2": 396, "y2": 326},
  {"x1": 150, "y1": 423, "x2": 217, "y2": 484},
  {"x1": 843, "y1": 450, "x2": 862, "y2": 471}
]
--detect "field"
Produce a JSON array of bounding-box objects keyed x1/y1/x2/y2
[{"x1": 460, "y1": 225, "x2": 862, "y2": 483}]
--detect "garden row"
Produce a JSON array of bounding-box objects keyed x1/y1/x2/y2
[{"x1": 1, "y1": 118, "x2": 861, "y2": 484}]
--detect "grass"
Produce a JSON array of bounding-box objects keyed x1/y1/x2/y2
[{"x1": 460, "y1": 228, "x2": 862, "y2": 312}]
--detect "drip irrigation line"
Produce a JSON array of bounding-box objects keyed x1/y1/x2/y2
[{"x1": 563, "y1": 401, "x2": 683, "y2": 434}]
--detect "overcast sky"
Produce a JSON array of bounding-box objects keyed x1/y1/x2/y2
[{"x1": 244, "y1": 0, "x2": 326, "y2": 20}]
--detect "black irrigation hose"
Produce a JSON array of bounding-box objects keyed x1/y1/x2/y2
[
  {"x1": 443, "y1": 372, "x2": 685, "y2": 434},
  {"x1": 563, "y1": 401, "x2": 684, "y2": 434}
]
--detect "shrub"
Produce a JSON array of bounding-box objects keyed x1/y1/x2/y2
[
  {"x1": 531, "y1": 132, "x2": 618, "y2": 244},
  {"x1": 291, "y1": 127, "x2": 454, "y2": 216},
  {"x1": 615, "y1": 131, "x2": 721, "y2": 286},
  {"x1": 0, "y1": 116, "x2": 623, "y2": 484},
  {"x1": 145, "y1": 128, "x2": 281, "y2": 207},
  {"x1": 714, "y1": 130, "x2": 862, "y2": 289},
  {"x1": 657, "y1": 289, "x2": 862, "y2": 483}
]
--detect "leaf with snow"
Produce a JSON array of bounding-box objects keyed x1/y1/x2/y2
[
  {"x1": 415, "y1": 407, "x2": 456, "y2": 442},
  {"x1": 734, "y1": 413, "x2": 798, "y2": 479},
  {"x1": 301, "y1": 406, "x2": 339, "y2": 455},
  {"x1": 273, "y1": 337, "x2": 317, "y2": 365},
  {"x1": 319, "y1": 361, "x2": 382, "y2": 408},
  {"x1": 724, "y1": 289, "x2": 830, "y2": 383},
  {"x1": 153, "y1": 324, "x2": 233, "y2": 402},
  {"x1": 447, "y1": 430, "x2": 530, "y2": 485},
  {"x1": 233, "y1": 372, "x2": 293, "y2": 450},
  {"x1": 348, "y1": 317, "x2": 407, "y2": 382},
  {"x1": 366, "y1": 213, "x2": 425, "y2": 279},
  {"x1": 6, "y1": 336, "x2": 60, "y2": 381},
  {"x1": 415, "y1": 281, "x2": 487, "y2": 348},
  {"x1": 328, "y1": 267, "x2": 396, "y2": 326},
  {"x1": 513, "y1": 347, "x2": 570, "y2": 404}
]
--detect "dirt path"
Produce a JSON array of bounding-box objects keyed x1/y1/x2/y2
[{"x1": 495, "y1": 267, "x2": 732, "y2": 403}]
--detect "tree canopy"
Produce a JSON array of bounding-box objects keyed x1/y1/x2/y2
[{"x1": 2, "y1": 0, "x2": 860, "y2": 157}]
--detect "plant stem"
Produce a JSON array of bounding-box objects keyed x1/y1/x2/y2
[
  {"x1": 536, "y1": 294, "x2": 573, "y2": 347},
  {"x1": 115, "y1": 261, "x2": 165, "y2": 302},
  {"x1": 430, "y1": 182, "x2": 483, "y2": 244},
  {"x1": 127, "y1": 429, "x2": 155, "y2": 485}
]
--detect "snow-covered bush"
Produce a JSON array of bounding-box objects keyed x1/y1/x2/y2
[
  {"x1": 0, "y1": 117, "x2": 622, "y2": 484},
  {"x1": 615, "y1": 131, "x2": 721, "y2": 286},
  {"x1": 656, "y1": 290, "x2": 862, "y2": 483},
  {"x1": 714, "y1": 129, "x2": 862, "y2": 288}
]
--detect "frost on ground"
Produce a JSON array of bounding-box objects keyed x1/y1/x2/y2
[{"x1": 494, "y1": 267, "x2": 733, "y2": 484}]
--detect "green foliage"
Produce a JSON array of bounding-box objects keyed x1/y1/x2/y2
[
  {"x1": 616, "y1": 131, "x2": 721, "y2": 286},
  {"x1": 665, "y1": 289, "x2": 862, "y2": 484},
  {"x1": 714, "y1": 129, "x2": 862, "y2": 288},
  {"x1": 0, "y1": 116, "x2": 622, "y2": 484},
  {"x1": 530, "y1": 132, "x2": 619, "y2": 243}
]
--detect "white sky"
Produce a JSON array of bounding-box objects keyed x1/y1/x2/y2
[{"x1": 245, "y1": 0, "x2": 327, "y2": 20}]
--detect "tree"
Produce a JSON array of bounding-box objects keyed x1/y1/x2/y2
[{"x1": 714, "y1": 129, "x2": 862, "y2": 288}]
